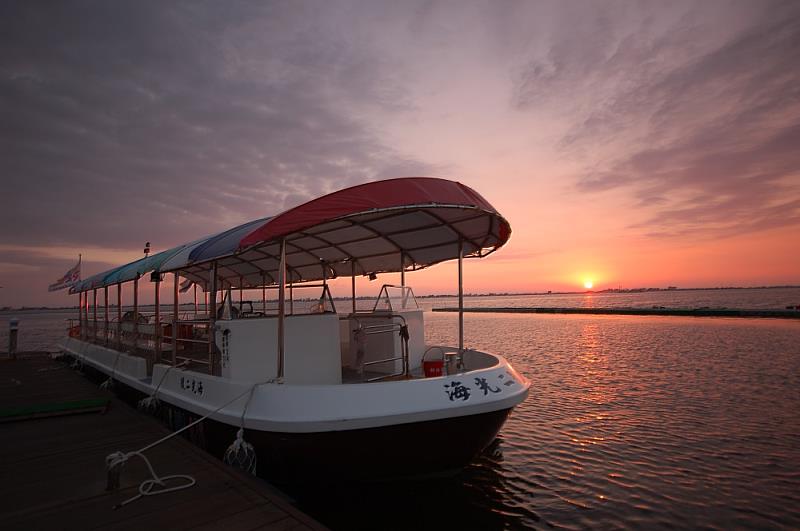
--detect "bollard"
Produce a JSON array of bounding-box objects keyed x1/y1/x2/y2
[{"x1": 9, "y1": 317, "x2": 19, "y2": 360}]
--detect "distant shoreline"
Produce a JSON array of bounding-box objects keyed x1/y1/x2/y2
[
  {"x1": 433, "y1": 306, "x2": 800, "y2": 319},
  {"x1": 2, "y1": 285, "x2": 799, "y2": 312}
]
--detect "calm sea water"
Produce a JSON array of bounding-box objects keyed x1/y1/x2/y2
[{"x1": 2, "y1": 288, "x2": 799, "y2": 529}]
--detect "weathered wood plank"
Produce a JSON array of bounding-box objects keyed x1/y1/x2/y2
[{"x1": 0, "y1": 355, "x2": 326, "y2": 531}]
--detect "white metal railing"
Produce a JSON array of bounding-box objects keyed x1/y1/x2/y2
[
  {"x1": 347, "y1": 313, "x2": 410, "y2": 382},
  {"x1": 170, "y1": 318, "x2": 214, "y2": 371}
]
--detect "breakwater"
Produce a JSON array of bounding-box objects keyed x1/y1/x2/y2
[{"x1": 432, "y1": 306, "x2": 800, "y2": 318}]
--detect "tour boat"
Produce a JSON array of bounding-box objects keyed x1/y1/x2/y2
[{"x1": 60, "y1": 177, "x2": 530, "y2": 481}]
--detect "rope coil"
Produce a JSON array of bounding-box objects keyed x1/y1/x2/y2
[
  {"x1": 106, "y1": 381, "x2": 268, "y2": 508},
  {"x1": 106, "y1": 450, "x2": 196, "y2": 509}
]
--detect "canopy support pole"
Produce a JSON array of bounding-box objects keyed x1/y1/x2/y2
[
  {"x1": 209, "y1": 262, "x2": 218, "y2": 373},
  {"x1": 289, "y1": 283, "x2": 293, "y2": 315},
  {"x1": 400, "y1": 252, "x2": 405, "y2": 287},
  {"x1": 103, "y1": 286, "x2": 109, "y2": 345},
  {"x1": 80, "y1": 292, "x2": 86, "y2": 341},
  {"x1": 133, "y1": 278, "x2": 139, "y2": 353},
  {"x1": 92, "y1": 289, "x2": 97, "y2": 341},
  {"x1": 277, "y1": 239, "x2": 286, "y2": 381},
  {"x1": 239, "y1": 277, "x2": 244, "y2": 313},
  {"x1": 154, "y1": 276, "x2": 161, "y2": 365},
  {"x1": 351, "y1": 261, "x2": 356, "y2": 314},
  {"x1": 172, "y1": 272, "x2": 179, "y2": 367},
  {"x1": 173, "y1": 273, "x2": 179, "y2": 324},
  {"x1": 193, "y1": 284, "x2": 198, "y2": 316},
  {"x1": 116, "y1": 283, "x2": 122, "y2": 350},
  {"x1": 261, "y1": 273, "x2": 267, "y2": 314},
  {"x1": 321, "y1": 260, "x2": 327, "y2": 304},
  {"x1": 458, "y1": 239, "x2": 464, "y2": 361}
]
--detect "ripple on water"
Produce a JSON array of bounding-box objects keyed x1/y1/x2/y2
[
  {"x1": 4, "y1": 301, "x2": 800, "y2": 529},
  {"x1": 429, "y1": 313, "x2": 800, "y2": 529}
]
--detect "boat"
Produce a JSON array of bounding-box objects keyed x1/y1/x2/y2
[{"x1": 60, "y1": 177, "x2": 530, "y2": 481}]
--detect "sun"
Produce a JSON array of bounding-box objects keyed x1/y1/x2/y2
[{"x1": 583, "y1": 280, "x2": 594, "y2": 290}]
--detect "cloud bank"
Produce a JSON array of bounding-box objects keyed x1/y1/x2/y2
[{"x1": 511, "y1": 0, "x2": 800, "y2": 239}]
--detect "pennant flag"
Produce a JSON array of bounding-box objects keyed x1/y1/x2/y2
[
  {"x1": 179, "y1": 278, "x2": 194, "y2": 293},
  {"x1": 48, "y1": 255, "x2": 82, "y2": 292}
]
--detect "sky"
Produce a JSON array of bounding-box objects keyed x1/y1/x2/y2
[{"x1": 1, "y1": 0, "x2": 799, "y2": 308}]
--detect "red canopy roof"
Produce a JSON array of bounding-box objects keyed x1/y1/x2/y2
[
  {"x1": 73, "y1": 178, "x2": 511, "y2": 292},
  {"x1": 240, "y1": 177, "x2": 509, "y2": 248}
]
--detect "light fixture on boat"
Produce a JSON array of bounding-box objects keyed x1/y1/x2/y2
[
  {"x1": 143, "y1": 241, "x2": 151, "y2": 257},
  {"x1": 368, "y1": 272, "x2": 377, "y2": 281}
]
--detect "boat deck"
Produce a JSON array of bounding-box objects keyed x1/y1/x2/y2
[{"x1": 0, "y1": 353, "x2": 326, "y2": 530}]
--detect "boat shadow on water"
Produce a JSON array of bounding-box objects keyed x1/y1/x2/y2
[{"x1": 278, "y1": 436, "x2": 550, "y2": 530}]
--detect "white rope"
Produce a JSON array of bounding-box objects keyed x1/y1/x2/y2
[
  {"x1": 223, "y1": 385, "x2": 259, "y2": 474},
  {"x1": 70, "y1": 355, "x2": 83, "y2": 370},
  {"x1": 107, "y1": 450, "x2": 196, "y2": 509},
  {"x1": 106, "y1": 381, "x2": 267, "y2": 508},
  {"x1": 138, "y1": 360, "x2": 190, "y2": 411},
  {"x1": 100, "y1": 351, "x2": 122, "y2": 390}
]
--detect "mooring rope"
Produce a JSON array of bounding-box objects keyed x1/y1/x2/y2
[
  {"x1": 137, "y1": 360, "x2": 190, "y2": 411},
  {"x1": 223, "y1": 384, "x2": 259, "y2": 474},
  {"x1": 106, "y1": 381, "x2": 267, "y2": 509},
  {"x1": 106, "y1": 450, "x2": 196, "y2": 509},
  {"x1": 100, "y1": 351, "x2": 122, "y2": 390}
]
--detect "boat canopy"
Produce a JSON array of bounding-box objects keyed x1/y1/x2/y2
[{"x1": 71, "y1": 177, "x2": 511, "y2": 293}]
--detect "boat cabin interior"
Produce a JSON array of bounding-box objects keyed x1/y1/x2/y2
[
  {"x1": 70, "y1": 282, "x2": 497, "y2": 385},
  {"x1": 67, "y1": 179, "x2": 511, "y2": 386}
]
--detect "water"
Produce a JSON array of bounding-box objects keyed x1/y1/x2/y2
[{"x1": 2, "y1": 288, "x2": 800, "y2": 529}]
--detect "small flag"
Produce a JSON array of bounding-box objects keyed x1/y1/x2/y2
[
  {"x1": 49, "y1": 255, "x2": 81, "y2": 292},
  {"x1": 179, "y1": 278, "x2": 194, "y2": 293}
]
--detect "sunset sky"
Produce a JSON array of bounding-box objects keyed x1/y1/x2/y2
[{"x1": 2, "y1": 1, "x2": 799, "y2": 308}]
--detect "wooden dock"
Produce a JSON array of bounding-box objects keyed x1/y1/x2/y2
[
  {"x1": 0, "y1": 353, "x2": 326, "y2": 530},
  {"x1": 432, "y1": 306, "x2": 800, "y2": 318}
]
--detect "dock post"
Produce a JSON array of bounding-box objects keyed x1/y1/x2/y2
[{"x1": 8, "y1": 317, "x2": 19, "y2": 359}]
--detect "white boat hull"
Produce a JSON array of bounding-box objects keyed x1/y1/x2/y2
[{"x1": 60, "y1": 337, "x2": 529, "y2": 480}]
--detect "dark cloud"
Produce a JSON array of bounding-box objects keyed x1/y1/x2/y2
[
  {"x1": 511, "y1": 1, "x2": 800, "y2": 239},
  {"x1": 0, "y1": 1, "x2": 432, "y2": 252}
]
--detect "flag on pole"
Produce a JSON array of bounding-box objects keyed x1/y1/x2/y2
[
  {"x1": 179, "y1": 278, "x2": 194, "y2": 293},
  {"x1": 48, "y1": 255, "x2": 81, "y2": 292}
]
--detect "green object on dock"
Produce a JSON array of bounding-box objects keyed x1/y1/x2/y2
[{"x1": 0, "y1": 397, "x2": 110, "y2": 422}]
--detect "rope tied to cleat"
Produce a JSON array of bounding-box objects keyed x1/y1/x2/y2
[{"x1": 106, "y1": 379, "x2": 273, "y2": 508}]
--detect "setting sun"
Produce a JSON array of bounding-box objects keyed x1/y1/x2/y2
[{"x1": 583, "y1": 280, "x2": 594, "y2": 290}]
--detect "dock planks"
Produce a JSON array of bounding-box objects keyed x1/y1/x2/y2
[{"x1": 0, "y1": 353, "x2": 326, "y2": 531}]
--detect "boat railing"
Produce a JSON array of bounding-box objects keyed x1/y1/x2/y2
[
  {"x1": 373, "y1": 284, "x2": 418, "y2": 312},
  {"x1": 348, "y1": 313, "x2": 409, "y2": 382},
  {"x1": 70, "y1": 314, "x2": 215, "y2": 374},
  {"x1": 169, "y1": 318, "x2": 215, "y2": 373}
]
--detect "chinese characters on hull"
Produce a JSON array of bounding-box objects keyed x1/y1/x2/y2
[
  {"x1": 180, "y1": 376, "x2": 204, "y2": 395},
  {"x1": 443, "y1": 372, "x2": 516, "y2": 401}
]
